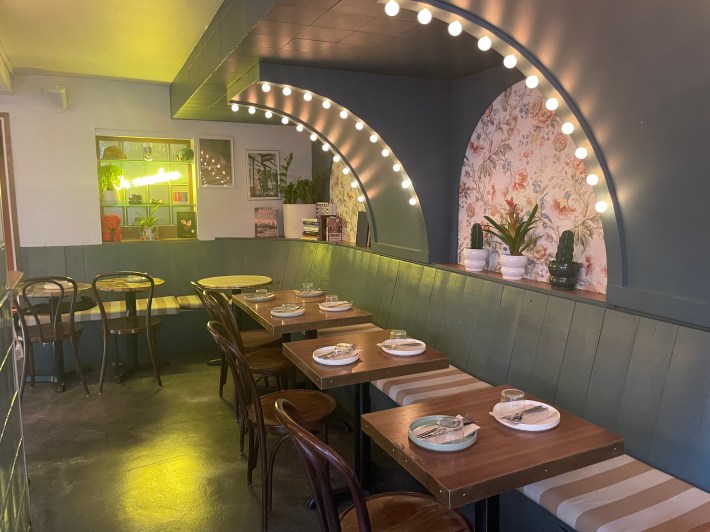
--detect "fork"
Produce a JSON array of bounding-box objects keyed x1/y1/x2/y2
[
  {"x1": 416, "y1": 414, "x2": 475, "y2": 439},
  {"x1": 381, "y1": 341, "x2": 423, "y2": 349},
  {"x1": 502, "y1": 405, "x2": 547, "y2": 423},
  {"x1": 319, "y1": 345, "x2": 357, "y2": 359}
]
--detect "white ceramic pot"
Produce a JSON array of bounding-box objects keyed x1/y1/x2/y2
[
  {"x1": 283, "y1": 204, "x2": 317, "y2": 239},
  {"x1": 102, "y1": 190, "x2": 118, "y2": 204},
  {"x1": 499, "y1": 254, "x2": 528, "y2": 280},
  {"x1": 463, "y1": 249, "x2": 489, "y2": 272}
]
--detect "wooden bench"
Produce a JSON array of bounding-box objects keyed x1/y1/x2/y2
[
  {"x1": 176, "y1": 294, "x2": 204, "y2": 310},
  {"x1": 74, "y1": 296, "x2": 181, "y2": 321}
]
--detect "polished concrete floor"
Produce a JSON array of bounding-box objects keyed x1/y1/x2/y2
[{"x1": 20, "y1": 348, "x2": 440, "y2": 531}]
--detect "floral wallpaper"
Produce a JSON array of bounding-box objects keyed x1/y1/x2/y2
[
  {"x1": 329, "y1": 160, "x2": 365, "y2": 243},
  {"x1": 458, "y1": 80, "x2": 607, "y2": 293}
]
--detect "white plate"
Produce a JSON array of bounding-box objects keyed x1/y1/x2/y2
[
  {"x1": 270, "y1": 306, "x2": 306, "y2": 318},
  {"x1": 294, "y1": 289, "x2": 325, "y2": 298},
  {"x1": 378, "y1": 339, "x2": 427, "y2": 356},
  {"x1": 312, "y1": 346, "x2": 360, "y2": 366},
  {"x1": 245, "y1": 293, "x2": 275, "y2": 302},
  {"x1": 491, "y1": 400, "x2": 560, "y2": 431},
  {"x1": 408, "y1": 415, "x2": 478, "y2": 452},
  {"x1": 318, "y1": 302, "x2": 352, "y2": 312}
]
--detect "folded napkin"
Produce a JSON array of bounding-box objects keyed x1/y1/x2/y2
[
  {"x1": 376, "y1": 340, "x2": 425, "y2": 351},
  {"x1": 489, "y1": 406, "x2": 554, "y2": 425},
  {"x1": 411, "y1": 417, "x2": 480, "y2": 445}
]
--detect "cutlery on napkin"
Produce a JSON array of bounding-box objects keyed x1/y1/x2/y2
[
  {"x1": 317, "y1": 344, "x2": 356, "y2": 359},
  {"x1": 489, "y1": 405, "x2": 552, "y2": 424},
  {"x1": 377, "y1": 341, "x2": 424, "y2": 350},
  {"x1": 412, "y1": 418, "x2": 480, "y2": 444}
]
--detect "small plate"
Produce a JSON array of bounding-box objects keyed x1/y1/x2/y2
[
  {"x1": 491, "y1": 400, "x2": 560, "y2": 431},
  {"x1": 379, "y1": 339, "x2": 426, "y2": 356},
  {"x1": 294, "y1": 289, "x2": 325, "y2": 298},
  {"x1": 270, "y1": 306, "x2": 306, "y2": 318},
  {"x1": 124, "y1": 276, "x2": 145, "y2": 283},
  {"x1": 312, "y1": 346, "x2": 360, "y2": 366},
  {"x1": 318, "y1": 302, "x2": 352, "y2": 312},
  {"x1": 245, "y1": 293, "x2": 275, "y2": 302},
  {"x1": 408, "y1": 415, "x2": 478, "y2": 452}
]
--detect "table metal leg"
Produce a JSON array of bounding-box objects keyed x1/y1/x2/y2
[
  {"x1": 474, "y1": 495, "x2": 500, "y2": 532},
  {"x1": 354, "y1": 381, "x2": 371, "y2": 488},
  {"x1": 52, "y1": 341, "x2": 65, "y2": 392}
]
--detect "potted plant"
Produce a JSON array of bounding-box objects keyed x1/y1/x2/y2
[
  {"x1": 98, "y1": 163, "x2": 123, "y2": 203},
  {"x1": 134, "y1": 203, "x2": 164, "y2": 241},
  {"x1": 483, "y1": 200, "x2": 539, "y2": 281},
  {"x1": 463, "y1": 223, "x2": 489, "y2": 272},
  {"x1": 548, "y1": 230, "x2": 582, "y2": 289},
  {"x1": 279, "y1": 153, "x2": 319, "y2": 238}
]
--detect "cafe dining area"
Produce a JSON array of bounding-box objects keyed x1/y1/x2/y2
[{"x1": 0, "y1": 0, "x2": 710, "y2": 531}]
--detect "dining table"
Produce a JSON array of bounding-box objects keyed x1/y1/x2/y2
[
  {"x1": 282, "y1": 329, "x2": 449, "y2": 486},
  {"x1": 361, "y1": 385, "x2": 624, "y2": 532}
]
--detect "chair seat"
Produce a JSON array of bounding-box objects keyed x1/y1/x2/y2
[
  {"x1": 27, "y1": 322, "x2": 82, "y2": 343},
  {"x1": 250, "y1": 389, "x2": 336, "y2": 430},
  {"x1": 106, "y1": 316, "x2": 161, "y2": 335},
  {"x1": 245, "y1": 347, "x2": 295, "y2": 376},
  {"x1": 340, "y1": 492, "x2": 471, "y2": 531},
  {"x1": 242, "y1": 329, "x2": 282, "y2": 351}
]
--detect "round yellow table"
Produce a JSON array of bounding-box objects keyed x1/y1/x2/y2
[{"x1": 197, "y1": 275, "x2": 272, "y2": 291}]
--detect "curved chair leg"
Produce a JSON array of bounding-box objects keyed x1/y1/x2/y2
[
  {"x1": 266, "y1": 435, "x2": 291, "y2": 513},
  {"x1": 219, "y1": 353, "x2": 227, "y2": 398},
  {"x1": 113, "y1": 335, "x2": 120, "y2": 384},
  {"x1": 70, "y1": 332, "x2": 90, "y2": 396},
  {"x1": 19, "y1": 340, "x2": 30, "y2": 398},
  {"x1": 98, "y1": 330, "x2": 110, "y2": 394},
  {"x1": 146, "y1": 327, "x2": 162, "y2": 388},
  {"x1": 29, "y1": 343, "x2": 36, "y2": 389}
]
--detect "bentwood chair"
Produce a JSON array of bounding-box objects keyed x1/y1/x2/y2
[
  {"x1": 15, "y1": 277, "x2": 90, "y2": 396},
  {"x1": 92, "y1": 271, "x2": 162, "y2": 393},
  {"x1": 274, "y1": 399, "x2": 473, "y2": 532},
  {"x1": 207, "y1": 321, "x2": 336, "y2": 532}
]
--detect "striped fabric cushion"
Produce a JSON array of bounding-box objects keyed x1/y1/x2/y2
[
  {"x1": 74, "y1": 296, "x2": 180, "y2": 322},
  {"x1": 177, "y1": 295, "x2": 204, "y2": 310},
  {"x1": 521, "y1": 454, "x2": 710, "y2": 531},
  {"x1": 317, "y1": 323, "x2": 384, "y2": 338},
  {"x1": 373, "y1": 365, "x2": 492, "y2": 406}
]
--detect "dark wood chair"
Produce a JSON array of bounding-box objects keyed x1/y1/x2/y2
[
  {"x1": 92, "y1": 271, "x2": 162, "y2": 394},
  {"x1": 274, "y1": 398, "x2": 473, "y2": 532},
  {"x1": 15, "y1": 276, "x2": 90, "y2": 396},
  {"x1": 207, "y1": 320, "x2": 336, "y2": 532}
]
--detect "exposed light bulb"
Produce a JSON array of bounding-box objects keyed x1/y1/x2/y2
[
  {"x1": 343, "y1": 167, "x2": 350, "y2": 174},
  {"x1": 322, "y1": 143, "x2": 329, "y2": 151},
  {"x1": 369, "y1": 134, "x2": 378, "y2": 143},
  {"x1": 417, "y1": 8, "x2": 432, "y2": 24},
  {"x1": 503, "y1": 54, "x2": 517, "y2": 68},
  {"x1": 355, "y1": 122, "x2": 364, "y2": 130},
  {"x1": 561, "y1": 122, "x2": 574, "y2": 134},
  {"x1": 296, "y1": 124, "x2": 304, "y2": 132},
  {"x1": 332, "y1": 154, "x2": 340, "y2": 163},
  {"x1": 304, "y1": 91, "x2": 312, "y2": 101},
  {"x1": 261, "y1": 83, "x2": 271, "y2": 93},
  {"x1": 402, "y1": 179, "x2": 411, "y2": 189},
  {"x1": 381, "y1": 149, "x2": 390, "y2": 157},
  {"x1": 339, "y1": 110, "x2": 348, "y2": 119},
  {"x1": 248, "y1": 106, "x2": 256, "y2": 114},
  {"x1": 595, "y1": 200, "x2": 608, "y2": 213},
  {"x1": 230, "y1": 103, "x2": 239, "y2": 112},
  {"x1": 357, "y1": 194, "x2": 365, "y2": 203},
  {"x1": 409, "y1": 198, "x2": 417, "y2": 206},
  {"x1": 322, "y1": 99, "x2": 331, "y2": 109},
  {"x1": 586, "y1": 173, "x2": 599, "y2": 186},
  {"x1": 575, "y1": 147, "x2": 588, "y2": 159},
  {"x1": 525, "y1": 75, "x2": 539, "y2": 88},
  {"x1": 282, "y1": 86, "x2": 292, "y2": 96},
  {"x1": 351, "y1": 180, "x2": 358, "y2": 189},
  {"x1": 545, "y1": 97, "x2": 559, "y2": 111},
  {"x1": 448, "y1": 20, "x2": 462, "y2": 37},
  {"x1": 309, "y1": 133, "x2": 317, "y2": 142},
  {"x1": 384, "y1": 0, "x2": 399, "y2": 16},
  {"x1": 478, "y1": 36, "x2": 492, "y2": 51},
  {"x1": 264, "y1": 110, "x2": 273, "y2": 118},
  {"x1": 393, "y1": 163, "x2": 401, "y2": 172},
  {"x1": 281, "y1": 117, "x2": 289, "y2": 125}
]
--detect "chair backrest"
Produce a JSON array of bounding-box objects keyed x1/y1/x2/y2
[
  {"x1": 274, "y1": 399, "x2": 372, "y2": 532},
  {"x1": 17, "y1": 276, "x2": 79, "y2": 342},
  {"x1": 91, "y1": 271, "x2": 155, "y2": 328},
  {"x1": 202, "y1": 288, "x2": 247, "y2": 352},
  {"x1": 190, "y1": 280, "x2": 211, "y2": 316}
]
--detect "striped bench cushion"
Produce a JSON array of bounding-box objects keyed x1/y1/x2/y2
[
  {"x1": 521, "y1": 454, "x2": 710, "y2": 531},
  {"x1": 373, "y1": 365, "x2": 492, "y2": 406},
  {"x1": 74, "y1": 296, "x2": 181, "y2": 322},
  {"x1": 177, "y1": 294, "x2": 204, "y2": 310},
  {"x1": 317, "y1": 323, "x2": 384, "y2": 338}
]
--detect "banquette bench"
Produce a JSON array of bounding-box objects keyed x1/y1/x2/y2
[{"x1": 21, "y1": 238, "x2": 710, "y2": 530}]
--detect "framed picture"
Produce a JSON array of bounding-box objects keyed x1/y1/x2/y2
[
  {"x1": 198, "y1": 136, "x2": 234, "y2": 188},
  {"x1": 246, "y1": 150, "x2": 280, "y2": 200},
  {"x1": 177, "y1": 211, "x2": 197, "y2": 238}
]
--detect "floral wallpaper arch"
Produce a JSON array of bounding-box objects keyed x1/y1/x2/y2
[
  {"x1": 458, "y1": 80, "x2": 607, "y2": 294},
  {"x1": 329, "y1": 159, "x2": 365, "y2": 244}
]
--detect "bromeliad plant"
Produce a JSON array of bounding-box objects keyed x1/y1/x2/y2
[{"x1": 483, "y1": 199, "x2": 539, "y2": 256}]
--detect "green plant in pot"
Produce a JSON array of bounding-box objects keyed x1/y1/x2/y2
[
  {"x1": 278, "y1": 153, "x2": 299, "y2": 204},
  {"x1": 483, "y1": 200, "x2": 539, "y2": 281},
  {"x1": 463, "y1": 222, "x2": 489, "y2": 272},
  {"x1": 548, "y1": 230, "x2": 582, "y2": 289},
  {"x1": 134, "y1": 203, "x2": 164, "y2": 241},
  {"x1": 279, "y1": 153, "x2": 320, "y2": 239},
  {"x1": 98, "y1": 163, "x2": 123, "y2": 203}
]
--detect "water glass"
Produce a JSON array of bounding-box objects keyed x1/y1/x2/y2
[
  {"x1": 390, "y1": 329, "x2": 407, "y2": 341},
  {"x1": 500, "y1": 388, "x2": 525, "y2": 414},
  {"x1": 255, "y1": 288, "x2": 268, "y2": 296},
  {"x1": 302, "y1": 282, "x2": 314, "y2": 293},
  {"x1": 281, "y1": 303, "x2": 298, "y2": 312},
  {"x1": 436, "y1": 416, "x2": 465, "y2": 443},
  {"x1": 325, "y1": 294, "x2": 339, "y2": 303},
  {"x1": 334, "y1": 343, "x2": 353, "y2": 356}
]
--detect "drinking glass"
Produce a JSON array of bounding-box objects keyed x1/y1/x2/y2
[
  {"x1": 500, "y1": 388, "x2": 525, "y2": 414},
  {"x1": 302, "y1": 282, "x2": 314, "y2": 293},
  {"x1": 281, "y1": 303, "x2": 298, "y2": 312},
  {"x1": 436, "y1": 416, "x2": 465, "y2": 443},
  {"x1": 325, "y1": 294, "x2": 338, "y2": 303},
  {"x1": 390, "y1": 329, "x2": 407, "y2": 341},
  {"x1": 334, "y1": 343, "x2": 352, "y2": 357},
  {"x1": 255, "y1": 288, "x2": 268, "y2": 296}
]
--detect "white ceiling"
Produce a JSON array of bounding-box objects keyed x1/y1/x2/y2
[{"x1": 0, "y1": 0, "x2": 223, "y2": 83}]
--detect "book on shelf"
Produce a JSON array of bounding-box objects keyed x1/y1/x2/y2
[
  {"x1": 302, "y1": 217, "x2": 320, "y2": 240},
  {"x1": 325, "y1": 215, "x2": 342, "y2": 242},
  {"x1": 255, "y1": 208, "x2": 278, "y2": 238}
]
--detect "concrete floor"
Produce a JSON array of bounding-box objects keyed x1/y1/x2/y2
[{"x1": 20, "y1": 349, "x2": 440, "y2": 531}]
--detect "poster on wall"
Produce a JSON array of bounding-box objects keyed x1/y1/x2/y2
[
  {"x1": 198, "y1": 136, "x2": 234, "y2": 188},
  {"x1": 255, "y1": 207, "x2": 278, "y2": 238},
  {"x1": 246, "y1": 150, "x2": 280, "y2": 200},
  {"x1": 177, "y1": 212, "x2": 197, "y2": 238}
]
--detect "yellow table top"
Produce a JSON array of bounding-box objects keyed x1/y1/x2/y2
[
  {"x1": 23, "y1": 282, "x2": 91, "y2": 298},
  {"x1": 95, "y1": 277, "x2": 165, "y2": 293},
  {"x1": 198, "y1": 275, "x2": 272, "y2": 290}
]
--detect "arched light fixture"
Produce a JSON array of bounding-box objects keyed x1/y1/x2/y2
[
  {"x1": 561, "y1": 122, "x2": 574, "y2": 134},
  {"x1": 343, "y1": 167, "x2": 350, "y2": 174},
  {"x1": 478, "y1": 36, "x2": 492, "y2": 51},
  {"x1": 369, "y1": 134, "x2": 378, "y2": 143},
  {"x1": 448, "y1": 20, "x2": 462, "y2": 36},
  {"x1": 339, "y1": 110, "x2": 348, "y2": 119},
  {"x1": 417, "y1": 8, "x2": 432, "y2": 24},
  {"x1": 304, "y1": 91, "x2": 312, "y2": 101},
  {"x1": 281, "y1": 117, "x2": 289, "y2": 125},
  {"x1": 321, "y1": 143, "x2": 329, "y2": 151},
  {"x1": 575, "y1": 147, "x2": 588, "y2": 159},
  {"x1": 545, "y1": 98, "x2": 559, "y2": 111},
  {"x1": 384, "y1": 0, "x2": 399, "y2": 16},
  {"x1": 282, "y1": 86, "x2": 292, "y2": 96},
  {"x1": 586, "y1": 173, "x2": 599, "y2": 186},
  {"x1": 309, "y1": 133, "x2": 317, "y2": 142},
  {"x1": 355, "y1": 122, "x2": 364, "y2": 130},
  {"x1": 261, "y1": 83, "x2": 271, "y2": 93},
  {"x1": 230, "y1": 103, "x2": 239, "y2": 112},
  {"x1": 333, "y1": 154, "x2": 340, "y2": 163},
  {"x1": 402, "y1": 179, "x2": 411, "y2": 189},
  {"x1": 409, "y1": 198, "x2": 417, "y2": 206},
  {"x1": 264, "y1": 110, "x2": 273, "y2": 118},
  {"x1": 595, "y1": 200, "x2": 608, "y2": 213},
  {"x1": 296, "y1": 124, "x2": 304, "y2": 132},
  {"x1": 381, "y1": 149, "x2": 390, "y2": 157},
  {"x1": 322, "y1": 99, "x2": 331, "y2": 109},
  {"x1": 248, "y1": 106, "x2": 256, "y2": 114},
  {"x1": 351, "y1": 179, "x2": 358, "y2": 188},
  {"x1": 503, "y1": 54, "x2": 517, "y2": 68},
  {"x1": 393, "y1": 163, "x2": 401, "y2": 172},
  {"x1": 525, "y1": 75, "x2": 539, "y2": 89},
  {"x1": 357, "y1": 194, "x2": 365, "y2": 203}
]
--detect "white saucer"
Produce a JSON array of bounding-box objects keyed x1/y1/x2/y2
[
  {"x1": 378, "y1": 339, "x2": 427, "y2": 356},
  {"x1": 491, "y1": 400, "x2": 560, "y2": 431},
  {"x1": 245, "y1": 293, "x2": 275, "y2": 302},
  {"x1": 318, "y1": 302, "x2": 352, "y2": 312},
  {"x1": 270, "y1": 306, "x2": 306, "y2": 318},
  {"x1": 312, "y1": 346, "x2": 360, "y2": 366},
  {"x1": 294, "y1": 289, "x2": 325, "y2": 298}
]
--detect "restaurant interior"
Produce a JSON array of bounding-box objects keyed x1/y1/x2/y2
[{"x1": 0, "y1": 0, "x2": 708, "y2": 530}]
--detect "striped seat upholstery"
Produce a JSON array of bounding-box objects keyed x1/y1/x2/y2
[
  {"x1": 176, "y1": 294, "x2": 204, "y2": 310},
  {"x1": 317, "y1": 323, "x2": 384, "y2": 338},
  {"x1": 521, "y1": 454, "x2": 710, "y2": 531},
  {"x1": 373, "y1": 365, "x2": 492, "y2": 406},
  {"x1": 74, "y1": 296, "x2": 180, "y2": 322}
]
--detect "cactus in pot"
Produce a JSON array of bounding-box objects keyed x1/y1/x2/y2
[
  {"x1": 463, "y1": 222, "x2": 489, "y2": 272},
  {"x1": 548, "y1": 229, "x2": 582, "y2": 289}
]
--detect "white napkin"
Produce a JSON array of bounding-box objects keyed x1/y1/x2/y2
[
  {"x1": 376, "y1": 340, "x2": 425, "y2": 351},
  {"x1": 489, "y1": 406, "x2": 554, "y2": 425},
  {"x1": 412, "y1": 417, "x2": 480, "y2": 444}
]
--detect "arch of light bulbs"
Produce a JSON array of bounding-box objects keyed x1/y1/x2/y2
[
  {"x1": 383, "y1": 0, "x2": 612, "y2": 215},
  {"x1": 229, "y1": 82, "x2": 421, "y2": 209}
]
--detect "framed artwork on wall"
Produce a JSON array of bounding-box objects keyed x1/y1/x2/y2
[
  {"x1": 198, "y1": 136, "x2": 234, "y2": 188},
  {"x1": 177, "y1": 211, "x2": 197, "y2": 238},
  {"x1": 246, "y1": 150, "x2": 280, "y2": 200}
]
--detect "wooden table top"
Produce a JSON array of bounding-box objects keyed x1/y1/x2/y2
[
  {"x1": 232, "y1": 289, "x2": 372, "y2": 335},
  {"x1": 198, "y1": 275, "x2": 272, "y2": 290},
  {"x1": 282, "y1": 330, "x2": 449, "y2": 389},
  {"x1": 361, "y1": 385, "x2": 624, "y2": 509},
  {"x1": 23, "y1": 282, "x2": 91, "y2": 298},
  {"x1": 95, "y1": 277, "x2": 165, "y2": 293}
]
